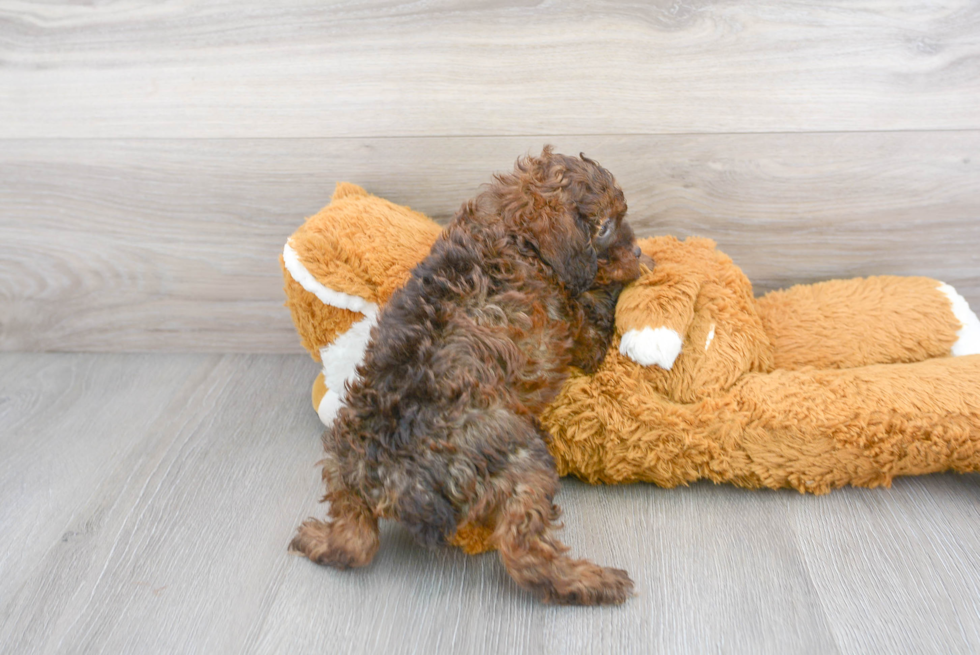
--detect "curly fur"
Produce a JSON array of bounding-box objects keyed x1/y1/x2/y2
[{"x1": 290, "y1": 147, "x2": 643, "y2": 605}]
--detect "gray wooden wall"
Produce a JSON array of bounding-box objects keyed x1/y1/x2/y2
[{"x1": 3, "y1": 0, "x2": 978, "y2": 353}]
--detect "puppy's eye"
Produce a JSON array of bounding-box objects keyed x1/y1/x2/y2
[{"x1": 597, "y1": 220, "x2": 612, "y2": 238}]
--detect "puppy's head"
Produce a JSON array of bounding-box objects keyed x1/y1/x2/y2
[
  {"x1": 492, "y1": 146, "x2": 640, "y2": 294},
  {"x1": 592, "y1": 210, "x2": 648, "y2": 288}
]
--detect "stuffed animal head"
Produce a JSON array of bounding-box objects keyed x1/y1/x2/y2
[
  {"x1": 280, "y1": 183, "x2": 441, "y2": 422},
  {"x1": 615, "y1": 236, "x2": 775, "y2": 404}
]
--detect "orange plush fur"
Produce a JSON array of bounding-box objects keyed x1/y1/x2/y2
[
  {"x1": 544, "y1": 236, "x2": 980, "y2": 493},
  {"x1": 281, "y1": 183, "x2": 441, "y2": 424},
  {"x1": 282, "y1": 185, "x2": 980, "y2": 552}
]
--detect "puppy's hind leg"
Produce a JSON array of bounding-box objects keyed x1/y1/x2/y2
[
  {"x1": 491, "y1": 465, "x2": 634, "y2": 605},
  {"x1": 290, "y1": 487, "x2": 379, "y2": 569}
]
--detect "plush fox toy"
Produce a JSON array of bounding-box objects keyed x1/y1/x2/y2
[{"x1": 282, "y1": 184, "x2": 980, "y2": 508}]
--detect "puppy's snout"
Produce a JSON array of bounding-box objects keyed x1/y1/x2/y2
[{"x1": 633, "y1": 246, "x2": 642, "y2": 257}]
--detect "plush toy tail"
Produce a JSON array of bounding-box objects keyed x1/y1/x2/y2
[{"x1": 938, "y1": 283, "x2": 980, "y2": 356}]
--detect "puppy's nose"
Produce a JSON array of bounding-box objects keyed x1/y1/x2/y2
[{"x1": 634, "y1": 246, "x2": 642, "y2": 257}]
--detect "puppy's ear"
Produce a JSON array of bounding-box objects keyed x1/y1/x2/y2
[
  {"x1": 495, "y1": 146, "x2": 598, "y2": 294},
  {"x1": 527, "y1": 209, "x2": 597, "y2": 295}
]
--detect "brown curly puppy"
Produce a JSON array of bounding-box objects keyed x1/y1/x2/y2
[{"x1": 290, "y1": 147, "x2": 644, "y2": 605}]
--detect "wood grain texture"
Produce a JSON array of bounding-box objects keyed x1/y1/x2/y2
[
  {"x1": 2, "y1": 133, "x2": 978, "y2": 353},
  {"x1": 254, "y1": 479, "x2": 839, "y2": 655},
  {"x1": 2, "y1": 353, "x2": 980, "y2": 654},
  {"x1": 2, "y1": 0, "x2": 979, "y2": 138},
  {"x1": 790, "y1": 475, "x2": 980, "y2": 652},
  {"x1": 0, "y1": 353, "x2": 211, "y2": 614},
  {"x1": 0, "y1": 353, "x2": 326, "y2": 654}
]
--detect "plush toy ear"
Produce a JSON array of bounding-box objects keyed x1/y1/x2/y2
[{"x1": 331, "y1": 181, "x2": 368, "y2": 201}]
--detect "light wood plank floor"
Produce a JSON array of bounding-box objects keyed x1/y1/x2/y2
[{"x1": 2, "y1": 353, "x2": 979, "y2": 654}]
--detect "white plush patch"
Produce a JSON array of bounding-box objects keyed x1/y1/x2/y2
[
  {"x1": 620, "y1": 326, "x2": 683, "y2": 370},
  {"x1": 938, "y1": 282, "x2": 980, "y2": 356},
  {"x1": 705, "y1": 324, "x2": 716, "y2": 352},
  {"x1": 317, "y1": 389, "x2": 345, "y2": 425},
  {"x1": 319, "y1": 307, "x2": 379, "y2": 394},
  {"x1": 282, "y1": 239, "x2": 376, "y2": 315},
  {"x1": 282, "y1": 237, "x2": 383, "y2": 420}
]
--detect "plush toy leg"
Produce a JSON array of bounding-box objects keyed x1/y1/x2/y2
[
  {"x1": 312, "y1": 372, "x2": 346, "y2": 426},
  {"x1": 733, "y1": 355, "x2": 980, "y2": 492},
  {"x1": 545, "y1": 353, "x2": 980, "y2": 492},
  {"x1": 756, "y1": 276, "x2": 974, "y2": 370},
  {"x1": 938, "y1": 283, "x2": 980, "y2": 356},
  {"x1": 312, "y1": 372, "x2": 327, "y2": 417}
]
